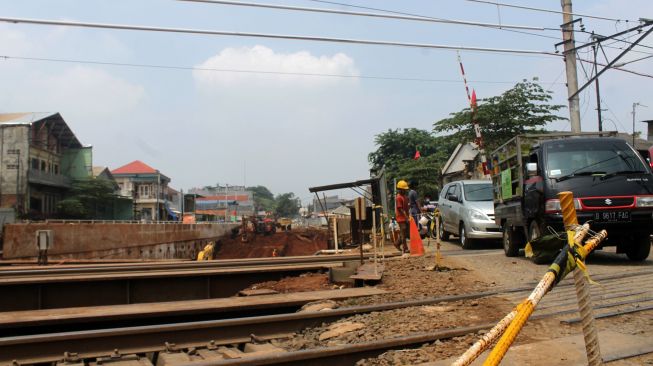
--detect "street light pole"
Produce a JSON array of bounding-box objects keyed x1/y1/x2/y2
[{"x1": 633, "y1": 102, "x2": 647, "y2": 146}]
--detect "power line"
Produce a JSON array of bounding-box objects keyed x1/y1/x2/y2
[
  {"x1": 466, "y1": 0, "x2": 635, "y2": 23},
  {"x1": 306, "y1": 0, "x2": 567, "y2": 40},
  {"x1": 178, "y1": 0, "x2": 545, "y2": 31},
  {"x1": 0, "y1": 16, "x2": 560, "y2": 56},
  {"x1": 0, "y1": 54, "x2": 568, "y2": 85}
]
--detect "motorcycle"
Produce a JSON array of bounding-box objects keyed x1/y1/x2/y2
[{"x1": 418, "y1": 212, "x2": 438, "y2": 240}]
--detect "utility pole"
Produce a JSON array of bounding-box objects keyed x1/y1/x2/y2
[
  {"x1": 633, "y1": 102, "x2": 647, "y2": 146},
  {"x1": 592, "y1": 41, "x2": 603, "y2": 131},
  {"x1": 560, "y1": 0, "x2": 582, "y2": 133}
]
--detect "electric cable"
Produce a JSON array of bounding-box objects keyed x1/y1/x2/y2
[
  {"x1": 0, "y1": 16, "x2": 559, "y2": 56},
  {"x1": 466, "y1": 0, "x2": 635, "y2": 23},
  {"x1": 178, "y1": 0, "x2": 545, "y2": 31},
  {"x1": 305, "y1": 0, "x2": 563, "y2": 35},
  {"x1": 0, "y1": 54, "x2": 567, "y2": 85}
]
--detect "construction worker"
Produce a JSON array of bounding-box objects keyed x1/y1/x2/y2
[
  {"x1": 394, "y1": 180, "x2": 410, "y2": 253},
  {"x1": 408, "y1": 180, "x2": 422, "y2": 226}
]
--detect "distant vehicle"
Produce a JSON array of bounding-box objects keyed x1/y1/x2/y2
[
  {"x1": 276, "y1": 217, "x2": 292, "y2": 231},
  {"x1": 438, "y1": 179, "x2": 502, "y2": 249},
  {"x1": 491, "y1": 132, "x2": 653, "y2": 261}
]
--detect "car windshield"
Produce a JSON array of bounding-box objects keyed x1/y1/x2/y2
[
  {"x1": 545, "y1": 141, "x2": 647, "y2": 179},
  {"x1": 463, "y1": 184, "x2": 493, "y2": 201}
]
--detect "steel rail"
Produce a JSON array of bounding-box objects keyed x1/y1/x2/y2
[
  {"x1": 0, "y1": 254, "x2": 393, "y2": 276},
  {"x1": 174, "y1": 292, "x2": 653, "y2": 366},
  {"x1": 3, "y1": 268, "x2": 652, "y2": 364},
  {"x1": 0, "y1": 290, "x2": 523, "y2": 364}
]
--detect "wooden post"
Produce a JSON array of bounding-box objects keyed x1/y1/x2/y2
[{"x1": 332, "y1": 216, "x2": 339, "y2": 252}]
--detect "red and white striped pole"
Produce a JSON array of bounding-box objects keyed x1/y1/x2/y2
[{"x1": 457, "y1": 52, "x2": 490, "y2": 177}]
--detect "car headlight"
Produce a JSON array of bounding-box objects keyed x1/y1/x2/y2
[
  {"x1": 470, "y1": 209, "x2": 489, "y2": 221},
  {"x1": 636, "y1": 196, "x2": 653, "y2": 207},
  {"x1": 544, "y1": 198, "x2": 581, "y2": 213}
]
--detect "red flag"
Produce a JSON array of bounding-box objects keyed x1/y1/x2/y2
[
  {"x1": 471, "y1": 89, "x2": 477, "y2": 109},
  {"x1": 414, "y1": 150, "x2": 421, "y2": 160}
]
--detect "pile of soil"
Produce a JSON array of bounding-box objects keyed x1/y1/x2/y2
[
  {"x1": 274, "y1": 255, "x2": 514, "y2": 364},
  {"x1": 339, "y1": 254, "x2": 494, "y2": 306},
  {"x1": 214, "y1": 228, "x2": 329, "y2": 259},
  {"x1": 245, "y1": 272, "x2": 338, "y2": 293}
]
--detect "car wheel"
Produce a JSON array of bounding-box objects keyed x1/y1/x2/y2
[
  {"x1": 626, "y1": 235, "x2": 651, "y2": 261},
  {"x1": 503, "y1": 225, "x2": 520, "y2": 257},
  {"x1": 439, "y1": 219, "x2": 450, "y2": 241},
  {"x1": 460, "y1": 223, "x2": 474, "y2": 250}
]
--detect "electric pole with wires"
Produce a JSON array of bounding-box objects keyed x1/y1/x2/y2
[{"x1": 560, "y1": 0, "x2": 582, "y2": 133}]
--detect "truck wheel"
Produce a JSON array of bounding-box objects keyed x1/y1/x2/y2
[
  {"x1": 528, "y1": 220, "x2": 544, "y2": 242},
  {"x1": 626, "y1": 235, "x2": 651, "y2": 261},
  {"x1": 439, "y1": 219, "x2": 450, "y2": 241},
  {"x1": 503, "y1": 226, "x2": 521, "y2": 257},
  {"x1": 460, "y1": 224, "x2": 474, "y2": 250}
]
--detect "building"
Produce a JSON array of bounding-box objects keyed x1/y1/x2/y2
[
  {"x1": 311, "y1": 195, "x2": 347, "y2": 215},
  {"x1": 189, "y1": 185, "x2": 254, "y2": 221},
  {"x1": 91, "y1": 166, "x2": 134, "y2": 220},
  {"x1": 111, "y1": 160, "x2": 172, "y2": 221},
  {"x1": 0, "y1": 112, "x2": 91, "y2": 218},
  {"x1": 441, "y1": 142, "x2": 486, "y2": 184}
]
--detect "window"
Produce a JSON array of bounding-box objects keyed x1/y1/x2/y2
[
  {"x1": 53, "y1": 164, "x2": 59, "y2": 174},
  {"x1": 546, "y1": 141, "x2": 647, "y2": 178},
  {"x1": 446, "y1": 184, "x2": 458, "y2": 200},
  {"x1": 40, "y1": 160, "x2": 46, "y2": 171},
  {"x1": 31, "y1": 158, "x2": 39, "y2": 170},
  {"x1": 463, "y1": 183, "x2": 493, "y2": 202},
  {"x1": 139, "y1": 185, "x2": 151, "y2": 198}
]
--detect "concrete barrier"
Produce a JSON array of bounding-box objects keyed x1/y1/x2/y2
[{"x1": 1, "y1": 221, "x2": 239, "y2": 260}]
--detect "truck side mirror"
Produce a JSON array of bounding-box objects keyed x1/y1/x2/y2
[
  {"x1": 526, "y1": 162, "x2": 538, "y2": 177},
  {"x1": 448, "y1": 194, "x2": 459, "y2": 202}
]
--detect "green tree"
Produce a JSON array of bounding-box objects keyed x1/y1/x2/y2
[
  {"x1": 274, "y1": 192, "x2": 300, "y2": 217},
  {"x1": 247, "y1": 185, "x2": 275, "y2": 212},
  {"x1": 56, "y1": 178, "x2": 120, "y2": 219},
  {"x1": 368, "y1": 128, "x2": 459, "y2": 198},
  {"x1": 433, "y1": 79, "x2": 566, "y2": 152}
]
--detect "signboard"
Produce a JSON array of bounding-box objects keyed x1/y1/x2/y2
[{"x1": 501, "y1": 169, "x2": 512, "y2": 200}]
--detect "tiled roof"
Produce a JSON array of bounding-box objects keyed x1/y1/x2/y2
[{"x1": 112, "y1": 160, "x2": 158, "y2": 175}]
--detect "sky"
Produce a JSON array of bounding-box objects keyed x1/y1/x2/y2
[{"x1": 1, "y1": 0, "x2": 652, "y2": 206}]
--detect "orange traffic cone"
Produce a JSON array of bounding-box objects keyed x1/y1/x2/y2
[{"x1": 409, "y1": 217, "x2": 424, "y2": 256}]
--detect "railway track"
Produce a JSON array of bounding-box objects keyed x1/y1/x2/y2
[
  {"x1": 3, "y1": 268, "x2": 652, "y2": 365},
  {"x1": 0, "y1": 255, "x2": 391, "y2": 311}
]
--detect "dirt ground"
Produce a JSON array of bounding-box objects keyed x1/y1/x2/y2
[
  {"x1": 246, "y1": 237, "x2": 653, "y2": 365},
  {"x1": 214, "y1": 227, "x2": 329, "y2": 259}
]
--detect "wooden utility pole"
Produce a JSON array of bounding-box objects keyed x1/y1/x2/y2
[{"x1": 560, "y1": 0, "x2": 582, "y2": 133}]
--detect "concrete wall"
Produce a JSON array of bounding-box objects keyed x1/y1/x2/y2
[{"x1": 2, "y1": 222, "x2": 238, "y2": 260}]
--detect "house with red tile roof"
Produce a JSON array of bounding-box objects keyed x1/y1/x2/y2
[{"x1": 111, "y1": 160, "x2": 173, "y2": 221}]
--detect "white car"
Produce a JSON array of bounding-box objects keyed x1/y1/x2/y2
[{"x1": 438, "y1": 180, "x2": 502, "y2": 249}]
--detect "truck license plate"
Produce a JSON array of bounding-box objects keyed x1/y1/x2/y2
[{"x1": 593, "y1": 211, "x2": 630, "y2": 222}]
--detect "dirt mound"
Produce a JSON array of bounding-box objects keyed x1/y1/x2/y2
[
  {"x1": 215, "y1": 228, "x2": 329, "y2": 259},
  {"x1": 246, "y1": 272, "x2": 337, "y2": 293}
]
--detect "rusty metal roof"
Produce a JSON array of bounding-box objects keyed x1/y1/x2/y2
[{"x1": 0, "y1": 112, "x2": 83, "y2": 148}]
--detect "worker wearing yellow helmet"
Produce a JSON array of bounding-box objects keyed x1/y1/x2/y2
[{"x1": 394, "y1": 180, "x2": 410, "y2": 253}]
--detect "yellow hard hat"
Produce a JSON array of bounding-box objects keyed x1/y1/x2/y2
[{"x1": 396, "y1": 180, "x2": 409, "y2": 190}]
